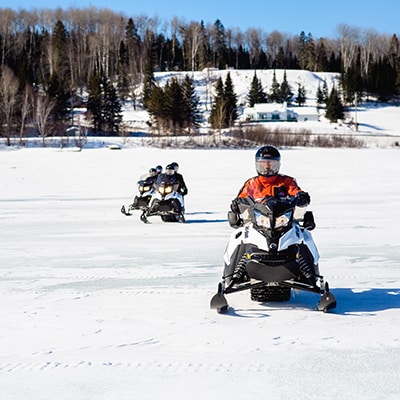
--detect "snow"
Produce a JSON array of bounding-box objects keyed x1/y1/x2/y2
[
  {"x1": 1, "y1": 139, "x2": 400, "y2": 399},
  {"x1": 1, "y1": 70, "x2": 400, "y2": 399}
]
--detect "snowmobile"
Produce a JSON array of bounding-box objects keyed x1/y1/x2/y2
[
  {"x1": 210, "y1": 196, "x2": 336, "y2": 313},
  {"x1": 121, "y1": 176, "x2": 155, "y2": 222},
  {"x1": 141, "y1": 173, "x2": 185, "y2": 223}
]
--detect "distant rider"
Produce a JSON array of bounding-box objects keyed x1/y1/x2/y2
[{"x1": 169, "y1": 162, "x2": 188, "y2": 196}]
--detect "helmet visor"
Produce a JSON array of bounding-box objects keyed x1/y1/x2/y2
[{"x1": 256, "y1": 159, "x2": 280, "y2": 176}]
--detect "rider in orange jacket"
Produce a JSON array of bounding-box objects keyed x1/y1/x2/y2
[{"x1": 230, "y1": 145, "x2": 310, "y2": 226}]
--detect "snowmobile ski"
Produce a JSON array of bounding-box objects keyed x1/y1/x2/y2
[
  {"x1": 210, "y1": 283, "x2": 229, "y2": 313},
  {"x1": 317, "y1": 282, "x2": 337, "y2": 312},
  {"x1": 121, "y1": 205, "x2": 133, "y2": 216}
]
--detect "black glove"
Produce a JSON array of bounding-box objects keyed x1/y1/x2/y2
[
  {"x1": 296, "y1": 191, "x2": 310, "y2": 207},
  {"x1": 230, "y1": 199, "x2": 240, "y2": 214}
]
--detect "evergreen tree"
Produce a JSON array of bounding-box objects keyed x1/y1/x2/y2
[
  {"x1": 47, "y1": 72, "x2": 70, "y2": 123},
  {"x1": 279, "y1": 70, "x2": 293, "y2": 103},
  {"x1": 317, "y1": 79, "x2": 329, "y2": 107},
  {"x1": 297, "y1": 31, "x2": 308, "y2": 70},
  {"x1": 223, "y1": 72, "x2": 238, "y2": 127},
  {"x1": 103, "y1": 77, "x2": 122, "y2": 133},
  {"x1": 142, "y1": 57, "x2": 156, "y2": 109},
  {"x1": 315, "y1": 39, "x2": 329, "y2": 71},
  {"x1": 325, "y1": 86, "x2": 344, "y2": 122},
  {"x1": 209, "y1": 77, "x2": 226, "y2": 129},
  {"x1": 164, "y1": 78, "x2": 185, "y2": 134},
  {"x1": 118, "y1": 40, "x2": 130, "y2": 101},
  {"x1": 146, "y1": 85, "x2": 167, "y2": 132},
  {"x1": 269, "y1": 70, "x2": 280, "y2": 102},
  {"x1": 389, "y1": 34, "x2": 400, "y2": 94},
  {"x1": 213, "y1": 19, "x2": 228, "y2": 69},
  {"x1": 87, "y1": 72, "x2": 104, "y2": 132},
  {"x1": 209, "y1": 73, "x2": 237, "y2": 129},
  {"x1": 298, "y1": 31, "x2": 316, "y2": 70},
  {"x1": 296, "y1": 83, "x2": 306, "y2": 106},
  {"x1": 316, "y1": 83, "x2": 324, "y2": 107},
  {"x1": 368, "y1": 56, "x2": 397, "y2": 101},
  {"x1": 341, "y1": 50, "x2": 364, "y2": 104},
  {"x1": 182, "y1": 74, "x2": 201, "y2": 132},
  {"x1": 322, "y1": 79, "x2": 329, "y2": 103},
  {"x1": 52, "y1": 20, "x2": 69, "y2": 80},
  {"x1": 247, "y1": 71, "x2": 267, "y2": 107}
]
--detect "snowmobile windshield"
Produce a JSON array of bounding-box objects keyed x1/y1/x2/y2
[{"x1": 256, "y1": 159, "x2": 280, "y2": 176}]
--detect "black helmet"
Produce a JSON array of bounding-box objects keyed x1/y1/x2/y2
[
  {"x1": 149, "y1": 167, "x2": 157, "y2": 176},
  {"x1": 255, "y1": 145, "x2": 281, "y2": 176},
  {"x1": 170, "y1": 162, "x2": 179, "y2": 172},
  {"x1": 155, "y1": 165, "x2": 163, "y2": 174},
  {"x1": 165, "y1": 164, "x2": 175, "y2": 175}
]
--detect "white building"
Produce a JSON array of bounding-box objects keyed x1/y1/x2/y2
[{"x1": 242, "y1": 102, "x2": 297, "y2": 122}]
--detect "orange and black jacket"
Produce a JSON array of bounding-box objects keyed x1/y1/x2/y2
[{"x1": 237, "y1": 174, "x2": 303, "y2": 203}]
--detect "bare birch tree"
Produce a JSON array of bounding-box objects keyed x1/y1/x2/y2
[
  {"x1": 19, "y1": 84, "x2": 34, "y2": 144},
  {"x1": 35, "y1": 90, "x2": 55, "y2": 146},
  {"x1": 337, "y1": 24, "x2": 359, "y2": 73},
  {"x1": 0, "y1": 66, "x2": 19, "y2": 146}
]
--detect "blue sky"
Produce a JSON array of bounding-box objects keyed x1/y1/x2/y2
[{"x1": 3, "y1": 0, "x2": 400, "y2": 38}]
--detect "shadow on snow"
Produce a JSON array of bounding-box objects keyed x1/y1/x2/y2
[{"x1": 215, "y1": 287, "x2": 400, "y2": 317}]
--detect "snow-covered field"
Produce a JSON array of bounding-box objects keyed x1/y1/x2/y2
[{"x1": 1, "y1": 141, "x2": 400, "y2": 399}]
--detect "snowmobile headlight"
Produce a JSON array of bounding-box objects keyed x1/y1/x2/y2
[
  {"x1": 159, "y1": 185, "x2": 173, "y2": 195},
  {"x1": 141, "y1": 185, "x2": 151, "y2": 192},
  {"x1": 254, "y1": 209, "x2": 271, "y2": 229},
  {"x1": 275, "y1": 211, "x2": 292, "y2": 229}
]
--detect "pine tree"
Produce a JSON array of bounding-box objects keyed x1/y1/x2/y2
[
  {"x1": 316, "y1": 83, "x2": 324, "y2": 108},
  {"x1": 209, "y1": 77, "x2": 226, "y2": 129},
  {"x1": 279, "y1": 70, "x2": 293, "y2": 103},
  {"x1": 52, "y1": 20, "x2": 69, "y2": 80},
  {"x1": 164, "y1": 78, "x2": 185, "y2": 134},
  {"x1": 224, "y1": 72, "x2": 238, "y2": 127},
  {"x1": 325, "y1": 86, "x2": 344, "y2": 122},
  {"x1": 213, "y1": 19, "x2": 228, "y2": 69},
  {"x1": 146, "y1": 85, "x2": 167, "y2": 132},
  {"x1": 296, "y1": 83, "x2": 306, "y2": 106},
  {"x1": 87, "y1": 72, "x2": 104, "y2": 132},
  {"x1": 322, "y1": 79, "x2": 329, "y2": 103},
  {"x1": 269, "y1": 70, "x2": 280, "y2": 102},
  {"x1": 118, "y1": 40, "x2": 130, "y2": 101},
  {"x1": 247, "y1": 71, "x2": 267, "y2": 107},
  {"x1": 103, "y1": 77, "x2": 122, "y2": 133},
  {"x1": 47, "y1": 72, "x2": 70, "y2": 123},
  {"x1": 209, "y1": 73, "x2": 237, "y2": 129},
  {"x1": 142, "y1": 57, "x2": 156, "y2": 109},
  {"x1": 182, "y1": 74, "x2": 201, "y2": 132}
]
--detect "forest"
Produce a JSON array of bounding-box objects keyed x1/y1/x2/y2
[{"x1": 0, "y1": 7, "x2": 399, "y2": 143}]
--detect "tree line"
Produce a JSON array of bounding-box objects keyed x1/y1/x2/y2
[{"x1": 0, "y1": 7, "x2": 399, "y2": 144}]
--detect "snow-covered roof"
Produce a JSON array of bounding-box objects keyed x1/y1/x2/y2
[{"x1": 253, "y1": 102, "x2": 288, "y2": 113}]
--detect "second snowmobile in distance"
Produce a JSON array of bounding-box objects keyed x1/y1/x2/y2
[
  {"x1": 210, "y1": 196, "x2": 336, "y2": 313},
  {"x1": 142, "y1": 173, "x2": 185, "y2": 223},
  {"x1": 121, "y1": 174, "x2": 155, "y2": 222}
]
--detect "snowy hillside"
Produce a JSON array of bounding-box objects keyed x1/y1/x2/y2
[{"x1": 122, "y1": 69, "x2": 400, "y2": 144}]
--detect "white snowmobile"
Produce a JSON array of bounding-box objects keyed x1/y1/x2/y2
[
  {"x1": 210, "y1": 196, "x2": 336, "y2": 313},
  {"x1": 142, "y1": 173, "x2": 185, "y2": 223}
]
